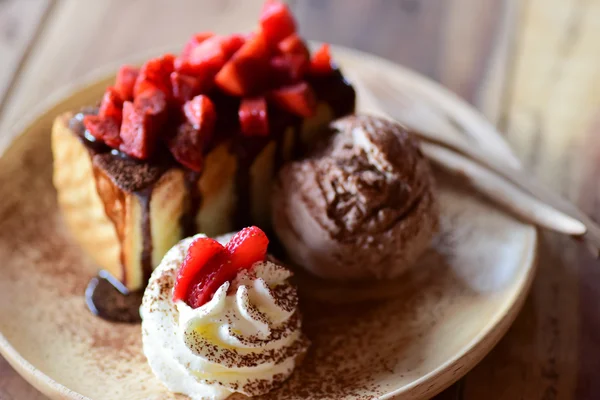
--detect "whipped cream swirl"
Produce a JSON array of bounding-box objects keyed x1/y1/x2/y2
[{"x1": 141, "y1": 234, "x2": 308, "y2": 400}]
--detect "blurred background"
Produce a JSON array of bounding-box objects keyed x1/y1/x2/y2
[{"x1": 1, "y1": 0, "x2": 600, "y2": 399}]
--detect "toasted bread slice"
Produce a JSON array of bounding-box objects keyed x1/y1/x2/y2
[{"x1": 51, "y1": 101, "x2": 337, "y2": 291}]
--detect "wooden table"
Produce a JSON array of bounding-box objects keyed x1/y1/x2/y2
[{"x1": 1, "y1": 0, "x2": 598, "y2": 399}]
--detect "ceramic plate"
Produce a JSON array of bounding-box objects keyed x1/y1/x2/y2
[{"x1": 0, "y1": 46, "x2": 537, "y2": 400}]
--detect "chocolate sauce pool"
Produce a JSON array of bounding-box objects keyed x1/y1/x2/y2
[
  {"x1": 85, "y1": 270, "x2": 143, "y2": 323},
  {"x1": 72, "y1": 70, "x2": 355, "y2": 323}
]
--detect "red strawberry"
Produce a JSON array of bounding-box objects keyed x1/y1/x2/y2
[
  {"x1": 277, "y1": 33, "x2": 309, "y2": 58},
  {"x1": 83, "y1": 115, "x2": 122, "y2": 148},
  {"x1": 185, "y1": 253, "x2": 228, "y2": 309},
  {"x1": 270, "y1": 81, "x2": 317, "y2": 117},
  {"x1": 183, "y1": 95, "x2": 217, "y2": 131},
  {"x1": 225, "y1": 226, "x2": 269, "y2": 269},
  {"x1": 239, "y1": 97, "x2": 269, "y2": 136},
  {"x1": 134, "y1": 87, "x2": 167, "y2": 116},
  {"x1": 115, "y1": 65, "x2": 140, "y2": 101},
  {"x1": 168, "y1": 122, "x2": 209, "y2": 172},
  {"x1": 189, "y1": 226, "x2": 269, "y2": 308},
  {"x1": 134, "y1": 54, "x2": 175, "y2": 97},
  {"x1": 221, "y1": 34, "x2": 246, "y2": 58},
  {"x1": 269, "y1": 54, "x2": 308, "y2": 85},
  {"x1": 309, "y1": 43, "x2": 334, "y2": 75},
  {"x1": 119, "y1": 101, "x2": 159, "y2": 159},
  {"x1": 133, "y1": 80, "x2": 161, "y2": 98},
  {"x1": 133, "y1": 87, "x2": 168, "y2": 135},
  {"x1": 214, "y1": 31, "x2": 271, "y2": 96},
  {"x1": 98, "y1": 87, "x2": 124, "y2": 124},
  {"x1": 170, "y1": 72, "x2": 204, "y2": 103},
  {"x1": 180, "y1": 32, "x2": 215, "y2": 60},
  {"x1": 174, "y1": 35, "x2": 228, "y2": 77},
  {"x1": 260, "y1": 0, "x2": 296, "y2": 46},
  {"x1": 172, "y1": 237, "x2": 224, "y2": 303}
]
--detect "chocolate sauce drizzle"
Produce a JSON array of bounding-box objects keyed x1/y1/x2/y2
[
  {"x1": 137, "y1": 188, "x2": 154, "y2": 283},
  {"x1": 71, "y1": 70, "x2": 355, "y2": 323},
  {"x1": 180, "y1": 170, "x2": 203, "y2": 237}
]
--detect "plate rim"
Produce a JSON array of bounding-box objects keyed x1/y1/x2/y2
[{"x1": 0, "y1": 44, "x2": 538, "y2": 400}]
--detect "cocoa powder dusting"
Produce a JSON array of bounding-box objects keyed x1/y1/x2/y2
[{"x1": 259, "y1": 250, "x2": 462, "y2": 400}]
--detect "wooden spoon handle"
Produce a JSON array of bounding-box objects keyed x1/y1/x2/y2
[
  {"x1": 421, "y1": 143, "x2": 587, "y2": 236},
  {"x1": 415, "y1": 132, "x2": 600, "y2": 256}
]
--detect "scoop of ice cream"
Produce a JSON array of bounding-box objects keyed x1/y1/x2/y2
[{"x1": 272, "y1": 114, "x2": 438, "y2": 280}]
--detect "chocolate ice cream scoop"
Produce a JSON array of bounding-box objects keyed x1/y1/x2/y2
[{"x1": 272, "y1": 114, "x2": 438, "y2": 280}]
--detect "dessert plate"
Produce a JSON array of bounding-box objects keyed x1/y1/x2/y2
[{"x1": 0, "y1": 46, "x2": 537, "y2": 400}]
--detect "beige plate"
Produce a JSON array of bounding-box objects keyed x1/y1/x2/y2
[{"x1": 0, "y1": 46, "x2": 537, "y2": 400}]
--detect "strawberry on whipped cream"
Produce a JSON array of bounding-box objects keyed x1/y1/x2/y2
[{"x1": 140, "y1": 227, "x2": 308, "y2": 400}]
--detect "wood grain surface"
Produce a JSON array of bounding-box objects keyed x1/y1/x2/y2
[{"x1": 0, "y1": 0, "x2": 597, "y2": 399}]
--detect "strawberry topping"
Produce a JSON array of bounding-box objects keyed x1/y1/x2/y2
[
  {"x1": 220, "y1": 34, "x2": 246, "y2": 58},
  {"x1": 183, "y1": 95, "x2": 216, "y2": 131},
  {"x1": 173, "y1": 227, "x2": 269, "y2": 308},
  {"x1": 174, "y1": 35, "x2": 228, "y2": 78},
  {"x1": 309, "y1": 43, "x2": 334, "y2": 75},
  {"x1": 215, "y1": 31, "x2": 270, "y2": 96},
  {"x1": 172, "y1": 238, "x2": 225, "y2": 304},
  {"x1": 134, "y1": 54, "x2": 175, "y2": 98},
  {"x1": 260, "y1": 0, "x2": 296, "y2": 46},
  {"x1": 180, "y1": 32, "x2": 215, "y2": 60},
  {"x1": 119, "y1": 101, "x2": 160, "y2": 160},
  {"x1": 225, "y1": 226, "x2": 269, "y2": 269},
  {"x1": 87, "y1": 0, "x2": 342, "y2": 163},
  {"x1": 170, "y1": 72, "x2": 204, "y2": 103},
  {"x1": 114, "y1": 65, "x2": 140, "y2": 101},
  {"x1": 270, "y1": 81, "x2": 317, "y2": 117},
  {"x1": 83, "y1": 115, "x2": 122, "y2": 148},
  {"x1": 168, "y1": 123, "x2": 208, "y2": 172},
  {"x1": 278, "y1": 33, "x2": 309, "y2": 59},
  {"x1": 168, "y1": 95, "x2": 216, "y2": 171},
  {"x1": 98, "y1": 87, "x2": 124, "y2": 125},
  {"x1": 239, "y1": 97, "x2": 269, "y2": 136},
  {"x1": 269, "y1": 54, "x2": 308, "y2": 86}
]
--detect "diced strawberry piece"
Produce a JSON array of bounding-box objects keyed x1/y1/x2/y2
[
  {"x1": 225, "y1": 226, "x2": 269, "y2": 269},
  {"x1": 269, "y1": 54, "x2": 308, "y2": 85},
  {"x1": 115, "y1": 65, "x2": 140, "y2": 101},
  {"x1": 134, "y1": 87, "x2": 167, "y2": 114},
  {"x1": 214, "y1": 32, "x2": 270, "y2": 96},
  {"x1": 309, "y1": 43, "x2": 334, "y2": 75},
  {"x1": 185, "y1": 254, "x2": 227, "y2": 309},
  {"x1": 133, "y1": 80, "x2": 160, "y2": 98},
  {"x1": 180, "y1": 32, "x2": 215, "y2": 60},
  {"x1": 134, "y1": 54, "x2": 175, "y2": 97},
  {"x1": 183, "y1": 95, "x2": 217, "y2": 131},
  {"x1": 83, "y1": 115, "x2": 122, "y2": 148},
  {"x1": 221, "y1": 34, "x2": 246, "y2": 58},
  {"x1": 239, "y1": 97, "x2": 269, "y2": 136},
  {"x1": 174, "y1": 35, "x2": 228, "y2": 77},
  {"x1": 133, "y1": 87, "x2": 168, "y2": 131},
  {"x1": 179, "y1": 226, "x2": 269, "y2": 309},
  {"x1": 170, "y1": 72, "x2": 204, "y2": 103},
  {"x1": 172, "y1": 237, "x2": 224, "y2": 303},
  {"x1": 170, "y1": 95, "x2": 215, "y2": 170},
  {"x1": 260, "y1": 0, "x2": 296, "y2": 46},
  {"x1": 119, "y1": 101, "x2": 159, "y2": 159},
  {"x1": 189, "y1": 226, "x2": 269, "y2": 308},
  {"x1": 98, "y1": 87, "x2": 124, "y2": 124},
  {"x1": 278, "y1": 33, "x2": 309, "y2": 58},
  {"x1": 168, "y1": 122, "x2": 210, "y2": 172},
  {"x1": 270, "y1": 81, "x2": 317, "y2": 117}
]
